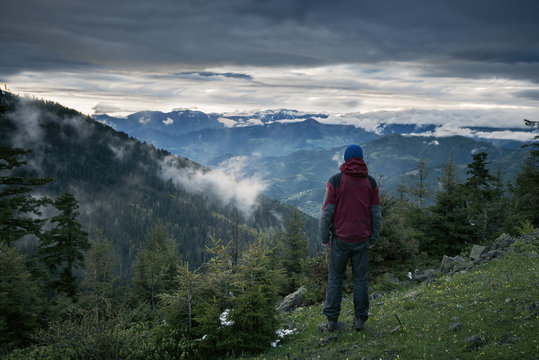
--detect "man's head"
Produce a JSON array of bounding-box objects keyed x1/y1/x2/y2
[{"x1": 344, "y1": 144, "x2": 363, "y2": 162}]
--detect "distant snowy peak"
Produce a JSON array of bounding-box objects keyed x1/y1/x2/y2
[
  {"x1": 220, "y1": 109, "x2": 329, "y2": 127},
  {"x1": 94, "y1": 108, "x2": 534, "y2": 146}
]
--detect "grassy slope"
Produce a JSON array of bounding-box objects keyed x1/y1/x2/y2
[{"x1": 252, "y1": 235, "x2": 538, "y2": 360}]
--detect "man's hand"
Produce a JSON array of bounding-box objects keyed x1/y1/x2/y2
[
  {"x1": 369, "y1": 243, "x2": 375, "y2": 249},
  {"x1": 321, "y1": 242, "x2": 329, "y2": 247}
]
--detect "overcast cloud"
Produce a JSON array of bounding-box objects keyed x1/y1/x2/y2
[{"x1": 1, "y1": 0, "x2": 538, "y2": 122}]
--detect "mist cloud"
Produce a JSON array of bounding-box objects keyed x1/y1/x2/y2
[{"x1": 158, "y1": 155, "x2": 267, "y2": 216}]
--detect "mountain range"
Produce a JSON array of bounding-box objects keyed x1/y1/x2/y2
[{"x1": 94, "y1": 109, "x2": 531, "y2": 217}]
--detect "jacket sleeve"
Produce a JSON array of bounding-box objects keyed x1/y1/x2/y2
[
  {"x1": 369, "y1": 205, "x2": 381, "y2": 245},
  {"x1": 319, "y1": 182, "x2": 336, "y2": 245},
  {"x1": 369, "y1": 183, "x2": 382, "y2": 245}
]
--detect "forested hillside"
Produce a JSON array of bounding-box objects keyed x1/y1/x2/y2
[{"x1": 0, "y1": 91, "x2": 318, "y2": 279}]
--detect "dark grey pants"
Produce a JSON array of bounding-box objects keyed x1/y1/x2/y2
[{"x1": 323, "y1": 239, "x2": 369, "y2": 321}]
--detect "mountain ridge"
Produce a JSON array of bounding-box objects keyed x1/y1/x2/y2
[
  {"x1": 93, "y1": 107, "x2": 529, "y2": 217},
  {"x1": 0, "y1": 91, "x2": 319, "y2": 278}
]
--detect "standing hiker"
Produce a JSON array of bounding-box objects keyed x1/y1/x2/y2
[{"x1": 320, "y1": 144, "x2": 382, "y2": 331}]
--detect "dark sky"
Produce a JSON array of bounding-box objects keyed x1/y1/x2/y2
[{"x1": 1, "y1": 0, "x2": 538, "y2": 123}]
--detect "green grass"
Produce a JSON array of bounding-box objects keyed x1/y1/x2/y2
[{"x1": 249, "y1": 238, "x2": 539, "y2": 360}]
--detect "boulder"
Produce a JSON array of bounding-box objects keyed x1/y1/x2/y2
[
  {"x1": 465, "y1": 334, "x2": 485, "y2": 348},
  {"x1": 485, "y1": 249, "x2": 501, "y2": 260},
  {"x1": 469, "y1": 245, "x2": 488, "y2": 261},
  {"x1": 384, "y1": 273, "x2": 400, "y2": 285},
  {"x1": 493, "y1": 233, "x2": 514, "y2": 251},
  {"x1": 413, "y1": 268, "x2": 437, "y2": 282},
  {"x1": 440, "y1": 255, "x2": 470, "y2": 275},
  {"x1": 276, "y1": 286, "x2": 306, "y2": 312}
]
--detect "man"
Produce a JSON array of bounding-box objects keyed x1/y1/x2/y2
[{"x1": 320, "y1": 144, "x2": 382, "y2": 331}]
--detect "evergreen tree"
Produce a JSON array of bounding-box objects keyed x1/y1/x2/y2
[
  {"x1": 464, "y1": 152, "x2": 495, "y2": 242},
  {"x1": 81, "y1": 229, "x2": 119, "y2": 330},
  {"x1": 407, "y1": 157, "x2": 431, "y2": 208},
  {"x1": 229, "y1": 208, "x2": 242, "y2": 266},
  {"x1": 132, "y1": 221, "x2": 179, "y2": 310},
  {"x1": 372, "y1": 192, "x2": 420, "y2": 273},
  {"x1": 485, "y1": 168, "x2": 509, "y2": 239},
  {"x1": 279, "y1": 206, "x2": 309, "y2": 294},
  {"x1": 39, "y1": 192, "x2": 90, "y2": 299},
  {"x1": 0, "y1": 242, "x2": 45, "y2": 350},
  {"x1": 0, "y1": 146, "x2": 52, "y2": 245},
  {"x1": 506, "y1": 119, "x2": 539, "y2": 231},
  {"x1": 226, "y1": 239, "x2": 283, "y2": 354},
  {"x1": 161, "y1": 261, "x2": 202, "y2": 332},
  {"x1": 199, "y1": 234, "x2": 234, "y2": 304},
  {"x1": 425, "y1": 153, "x2": 473, "y2": 256}
]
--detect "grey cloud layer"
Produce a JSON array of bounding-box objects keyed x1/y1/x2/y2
[{"x1": 1, "y1": 0, "x2": 538, "y2": 81}]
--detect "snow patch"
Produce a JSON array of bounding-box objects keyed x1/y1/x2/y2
[
  {"x1": 271, "y1": 328, "x2": 297, "y2": 347},
  {"x1": 220, "y1": 309, "x2": 234, "y2": 327}
]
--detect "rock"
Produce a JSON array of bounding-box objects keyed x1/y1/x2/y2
[
  {"x1": 371, "y1": 292, "x2": 383, "y2": 300},
  {"x1": 403, "y1": 289, "x2": 422, "y2": 299},
  {"x1": 440, "y1": 255, "x2": 470, "y2": 275},
  {"x1": 525, "y1": 302, "x2": 539, "y2": 319},
  {"x1": 454, "y1": 255, "x2": 470, "y2": 270},
  {"x1": 389, "y1": 325, "x2": 402, "y2": 333},
  {"x1": 469, "y1": 245, "x2": 488, "y2": 261},
  {"x1": 440, "y1": 255, "x2": 453, "y2": 274},
  {"x1": 448, "y1": 322, "x2": 463, "y2": 331},
  {"x1": 318, "y1": 321, "x2": 349, "y2": 333},
  {"x1": 465, "y1": 334, "x2": 485, "y2": 348},
  {"x1": 384, "y1": 273, "x2": 400, "y2": 285},
  {"x1": 276, "y1": 286, "x2": 306, "y2": 312},
  {"x1": 318, "y1": 335, "x2": 338, "y2": 346},
  {"x1": 413, "y1": 268, "x2": 437, "y2": 282},
  {"x1": 485, "y1": 250, "x2": 501, "y2": 260},
  {"x1": 494, "y1": 233, "x2": 514, "y2": 250}
]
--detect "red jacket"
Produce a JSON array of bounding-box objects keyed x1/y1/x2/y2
[{"x1": 321, "y1": 158, "x2": 381, "y2": 243}]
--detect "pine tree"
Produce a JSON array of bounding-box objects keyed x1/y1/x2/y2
[
  {"x1": 39, "y1": 192, "x2": 90, "y2": 299},
  {"x1": 0, "y1": 146, "x2": 52, "y2": 245},
  {"x1": 506, "y1": 119, "x2": 539, "y2": 231},
  {"x1": 81, "y1": 229, "x2": 119, "y2": 330},
  {"x1": 408, "y1": 157, "x2": 431, "y2": 208},
  {"x1": 227, "y1": 239, "x2": 282, "y2": 354},
  {"x1": 279, "y1": 206, "x2": 309, "y2": 294},
  {"x1": 161, "y1": 261, "x2": 202, "y2": 331},
  {"x1": 132, "y1": 221, "x2": 179, "y2": 310},
  {"x1": 425, "y1": 153, "x2": 473, "y2": 256},
  {"x1": 229, "y1": 208, "x2": 242, "y2": 266},
  {"x1": 464, "y1": 152, "x2": 494, "y2": 242},
  {"x1": 0, "y1": 242, "x2": 45, "y2": 349}
]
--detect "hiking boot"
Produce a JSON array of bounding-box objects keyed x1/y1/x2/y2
[
  {"x1": 354, "y1": 315, "x2": 366, "y2": 331},
  {"x1": 327, "y1": 318, "x2": 338, "y2": 332}
]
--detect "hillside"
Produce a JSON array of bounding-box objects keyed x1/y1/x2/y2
[
  {"x1": 0, "y1": 92, "x2": 318, "y2": 279},
  {"x1": 254, "y1": 231, "x2": 539, "y2": 359}
]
